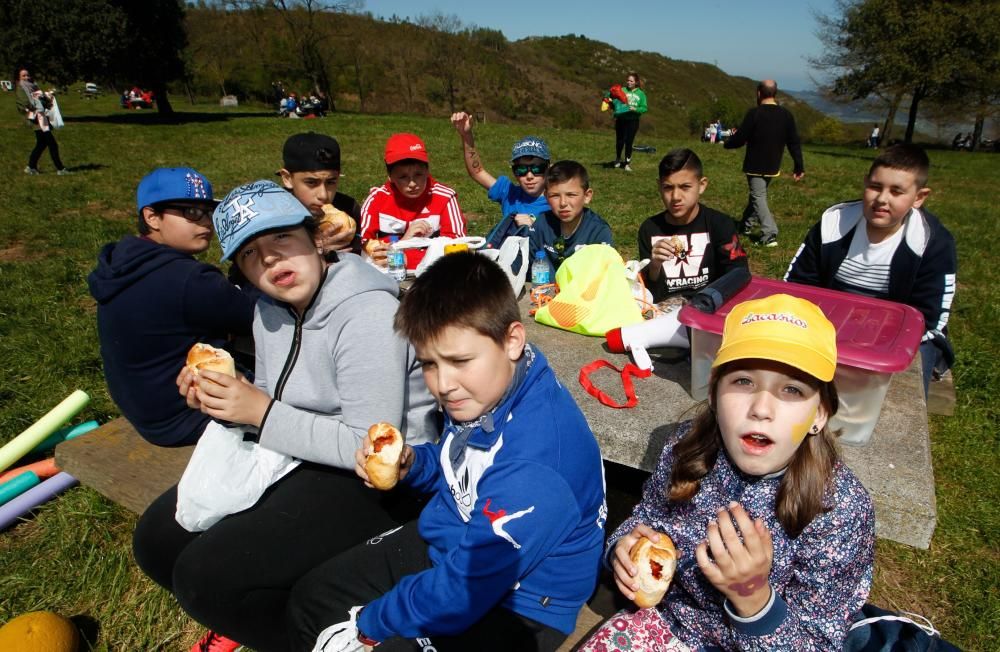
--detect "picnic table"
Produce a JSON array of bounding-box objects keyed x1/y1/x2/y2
[{"x1": 518, "y1": 294, "x2": 937, "y2": 549}]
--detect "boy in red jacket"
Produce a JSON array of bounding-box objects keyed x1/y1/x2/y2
[{"x1": 360, "y1": 133, "x2": 467, "y2": 269}]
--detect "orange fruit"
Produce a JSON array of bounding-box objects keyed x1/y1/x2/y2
[{"x1": 0, "y1": 611, "x2": 79, "y2": 651}]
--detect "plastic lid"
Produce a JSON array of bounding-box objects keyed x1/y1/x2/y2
[
  {"x1": 389, "y1": 235, "x2": 399, "y2": 243},
  {"x1": 534, "y1": 250, "x2": 546, "y2": 259},
  {"x1": 678, "y1": 276, "x2": 925, "y2": 373}
]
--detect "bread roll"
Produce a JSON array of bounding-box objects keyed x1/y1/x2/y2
[
  {"x1": 629, "y1": 533, "x2": 678, "y2": 608},
  {"x1": 365, "y1": 422, "x2": 403, "y2": 490},
  {"x1": 319, "y1": 204, "x2": 356, "y2": 239},
  {"x1": 363, "y1": 237, "x2": 385, "y2": 258},
  {"x1": 186, "y1": 343, "x2": 236, "y2": 379}
]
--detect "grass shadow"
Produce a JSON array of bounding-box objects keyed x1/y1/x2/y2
[{"x1": 64, "y1": 111, "x2": 275, "y2": 125}]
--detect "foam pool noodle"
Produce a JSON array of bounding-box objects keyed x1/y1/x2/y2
[
  {"x1": 30, "y1": 420, "x2": 100, "y2": 455},
  {"x1": 0, "y1": 458, "x2": 59, "y2": 484},
  {"x1": 0, "y1": 391, "x2": 89, "y2": 473},
  {"x1": 0, "y1": 471, "x2": 40, "y2": 507},
  {"x1": 0, "y1": 472, "x2": 78, "y2": 531}
]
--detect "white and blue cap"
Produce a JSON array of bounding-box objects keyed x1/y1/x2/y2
[
  {"x1": 510, "y1": 137, "x2": 550, "y2": 163},
  {"x1": 136, "y1": 167, "x2": 216, "y2": 218},
  {"x1": 213, "y1": 179, "x2": 311, "y2": 261}
]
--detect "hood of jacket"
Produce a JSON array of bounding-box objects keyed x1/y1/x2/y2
[{"x1": 88, "y1": 236, "x2": 196, "y2": 304}]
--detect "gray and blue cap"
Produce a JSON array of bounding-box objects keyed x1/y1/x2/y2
[
  {"x1": 510, "y1": 137, "x2": 550, "y2": 163},
  {"x1": 213, "y1": 179, "x2": 311, "y2": 261}
]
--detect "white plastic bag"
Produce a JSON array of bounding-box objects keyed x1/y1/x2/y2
[
  {"x1": 625, "y1": 259, "x2": 654, "y2": 307},
  {"x1": 408, "y1": 236, "x2": 486, "y2": 277},
  {"x1": 311, "y1": 606, "x2": 366, "y2": 652},
  {"x1": 47, "y1": 96, "x2": 64, "y2": 129},
  {"x1": 478, "y1": 236, "x2": 530, "y2": 296},
  {"x1": 175, "y1": 420, "x2": 300, "y2": 532}
]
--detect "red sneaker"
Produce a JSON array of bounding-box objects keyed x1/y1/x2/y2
[{"x1": 191, "y1": 630, "x2": 242, "y2": 652}]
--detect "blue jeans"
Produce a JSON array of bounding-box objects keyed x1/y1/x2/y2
[
  {"x1": 740, "y1": 175, "x2": 777, "y2": 239},
  {"x1": 920, "y1": 339, "x2": 945, "y2": 397}
]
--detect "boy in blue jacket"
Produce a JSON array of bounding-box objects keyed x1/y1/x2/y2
[
  {"x1": 88, "y1": 168, "x2": 254, "y2": 446},
  {"x1": 289, "y1": 252, "x2": 607, "y2": 651}
]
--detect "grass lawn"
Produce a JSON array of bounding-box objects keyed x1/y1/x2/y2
[{"x1": 1, "y1": 92, "x2": 997, "y2": 651}]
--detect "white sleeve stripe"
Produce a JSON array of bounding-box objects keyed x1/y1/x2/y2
[{"x1": 783, "y1": 243, "x2": 806, "y2": 281}]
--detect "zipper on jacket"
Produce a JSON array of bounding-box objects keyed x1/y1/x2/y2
[
  {"x1": 271, "y1": 266, "x2": 328, "y2": 400},
  {"x1": 273, "y1": 311, "x2": 303, "y2": 401}
]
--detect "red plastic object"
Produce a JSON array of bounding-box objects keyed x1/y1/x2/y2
[{"x1": 678, "y1": 277, "x2": 924, "y2": 373}]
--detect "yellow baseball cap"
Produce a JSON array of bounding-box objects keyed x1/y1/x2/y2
[{"x1": 712, "y1": 294, "x2": 837, "y2": 381}]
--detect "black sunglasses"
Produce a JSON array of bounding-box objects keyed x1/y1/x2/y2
[
  {"x1": 512, "y1": 163, "x2": 548, "y2": 177},
  {"x1": 160, "y1": 204, "x2": 214, "y2": 222}
]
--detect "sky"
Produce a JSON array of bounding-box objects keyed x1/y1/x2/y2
[{"x1": 361, "y1": 0, "x2": 840, "y2": 91}]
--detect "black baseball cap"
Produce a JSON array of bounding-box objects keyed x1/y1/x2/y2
[{"x1": 281, "y1": 132, "x2": 341, "y2": 172}]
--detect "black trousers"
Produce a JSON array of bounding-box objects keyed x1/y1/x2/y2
[
  {"x1": 132, "y1": 463, "x2": 420, "y2": 652},
  {"x1": 615, "y1": 115, "x2": 641, "y2": 162},
  {"x1": 287, "y1": 522, "x2": 567, "y2": 651},
  {"x1": 28, "y1": 129, "x2": 64, "y2": 171}
]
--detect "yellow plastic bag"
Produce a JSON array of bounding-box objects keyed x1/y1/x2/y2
[{"x1": 535, "y1": 244, "x2": 644, "y2": 336}]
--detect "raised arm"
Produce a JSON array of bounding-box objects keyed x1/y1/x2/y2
[{"x1": 451, "y1": 112, "x2": 497, "y2": 191}]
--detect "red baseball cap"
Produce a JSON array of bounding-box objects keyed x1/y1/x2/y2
[{"x1": 384, "y1": 133, "x2": 429, "y2": 165}]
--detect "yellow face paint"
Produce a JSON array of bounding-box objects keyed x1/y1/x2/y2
[{"x1": 791, "y1": 406, "x2": 818, "y2": 445}]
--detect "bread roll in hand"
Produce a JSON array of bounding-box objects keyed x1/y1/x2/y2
[
  {"x1": 365, "y1": 422, "x2": 403, "y2": 490},
  {"x1": 319, "y1": 204, "x2": 356, "y2": 239},
  {"x1": 629, "y1": 533, "x2": 678, "y2": 608},
  {"x1": 186, "y1": 343, "x2": 236, "y2": 379}
]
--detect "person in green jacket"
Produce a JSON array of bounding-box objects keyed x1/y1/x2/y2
[{"x1": 606, "y1": 71, "x2": 648, "y2": 172}]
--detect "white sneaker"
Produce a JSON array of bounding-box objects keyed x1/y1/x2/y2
[
  {"x1": 24, "y1": 167, "x2": 39, "y2": 175},
  {"x1": 57, "y1": 168, "x2": 73, "y2": 176}
]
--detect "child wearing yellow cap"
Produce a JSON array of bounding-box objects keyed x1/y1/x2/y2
[{"x1": 582, "y1": 294, "x2": 875, "y2": 651}]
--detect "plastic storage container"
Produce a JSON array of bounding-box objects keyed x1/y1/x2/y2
[{"x1": 679, "y1": 277, "x2": 925, "y2": 446}]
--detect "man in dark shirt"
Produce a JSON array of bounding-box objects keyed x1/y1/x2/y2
[{"x1": 725, "y1": 79, "x2": 805, "y2": 247}]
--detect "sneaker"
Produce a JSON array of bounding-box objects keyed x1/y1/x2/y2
[
  {"x1": 57, "y1": 168, "x2": 73, "y2": 175},
  {"x1": 191, "y1": 630, "x2": 242, "y2": 652},
  {"x1": 24, "y1": 167, "x2": 39, "y2": 175},
  {"x1": 622, "y1": 164, "x2": 633, "y2": 172},
  {"x1": 760, "y1": 236, "x2": 778, "y2": 248},
  {"x1": 739, "y1": 223, "x2": 755, "y2": 237}
]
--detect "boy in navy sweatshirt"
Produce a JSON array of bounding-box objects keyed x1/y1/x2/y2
[
  {"x1": 88, "y1": 168, "x2": 254, "y2": 446},
  {"x1": 785, "y1": 144, "x2": 957, "y2": 394},
  {"x1": 289, "y1": 252, "x2": 607, "y2": 651}
]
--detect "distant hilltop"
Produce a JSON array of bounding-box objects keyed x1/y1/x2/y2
[{"x1": 181, "y1": 7, "x2": 829, "y2": 140}]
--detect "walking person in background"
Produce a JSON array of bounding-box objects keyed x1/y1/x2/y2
[
  {"x1": 869, "y1": 124, "x2": 880, "y2": 148},
  {"x1": 725, "y1": 79, "x2": 803, "y2": 247},
  {"x1": 606, "y1": 71, "x2": 648, "y2": 171},
  {"x1": 14, "y1": 67, "x2": 70, "y2": 175}
]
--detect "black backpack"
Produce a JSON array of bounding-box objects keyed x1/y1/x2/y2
[{"x1": 844, "y1": 604, "x2": 963, "y2": 652}]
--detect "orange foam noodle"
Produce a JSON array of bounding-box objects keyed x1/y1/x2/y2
[{"x1": 0, "y1": 458, "x2": 59, "y2": 484}]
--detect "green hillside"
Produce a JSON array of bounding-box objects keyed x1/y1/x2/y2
[{"x1": 180, "y1": 8, "x2": 828, "y2": 139}]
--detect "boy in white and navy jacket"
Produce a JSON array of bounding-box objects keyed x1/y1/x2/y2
[
  {"x1": 785, "y1": 144, "x2": 956, "y2": 394},
  {"x1": 290, "y1": 252, "x2": 607, "y2": 651}
]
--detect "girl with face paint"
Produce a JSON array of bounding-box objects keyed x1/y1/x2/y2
[{"x1": 582, "y1": 294, "x2": 875, "y2": 652}]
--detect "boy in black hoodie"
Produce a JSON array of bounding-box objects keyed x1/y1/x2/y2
[{"x1": 88, "y1": 167, "x2": 254, "y2": 446}]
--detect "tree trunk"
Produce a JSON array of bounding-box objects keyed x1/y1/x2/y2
[
  {"x1": 353, "y1": 54, "x2": 366, "y2": 112},
  {"x1": 184, "y1": 80, "x2": 196, "y2": 105},
  {"x1": 903, "y1": 86, "x2": 924, "y2": 143},
  {"x1": 882, "y1": 90, "x2": 903, "y2": 144},
  {"x1": 152, "y1": 80, "x2": 175, "y2": 119},
  {"x1": 972, "y1": 113, "x2": 985, "y2": 152}
]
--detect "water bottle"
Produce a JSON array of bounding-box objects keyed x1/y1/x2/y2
[
  {"x1": 387, "y1": 236, "x2": 406, "y2": 282},
  {"x1": 531, "y1": 250, "x2": 551, "y2": 286}
]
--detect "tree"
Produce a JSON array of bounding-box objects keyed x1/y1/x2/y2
[
  {"x1": 812, "y1": 0, "x2": 967, "y2": 143},
  {"x1": 416, "y1": 12, "x2": 465, "y2": 113},
  {"x1": 228, "y1": 0, "x2": 363, "y2": 111},
  {"x1": 0, "y1": 0, "x2": 190, "y2": 118}
]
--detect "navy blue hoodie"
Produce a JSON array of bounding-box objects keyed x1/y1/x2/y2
[{"x1": 88, "y1": 236, "x2": 254, "y2": 446}]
